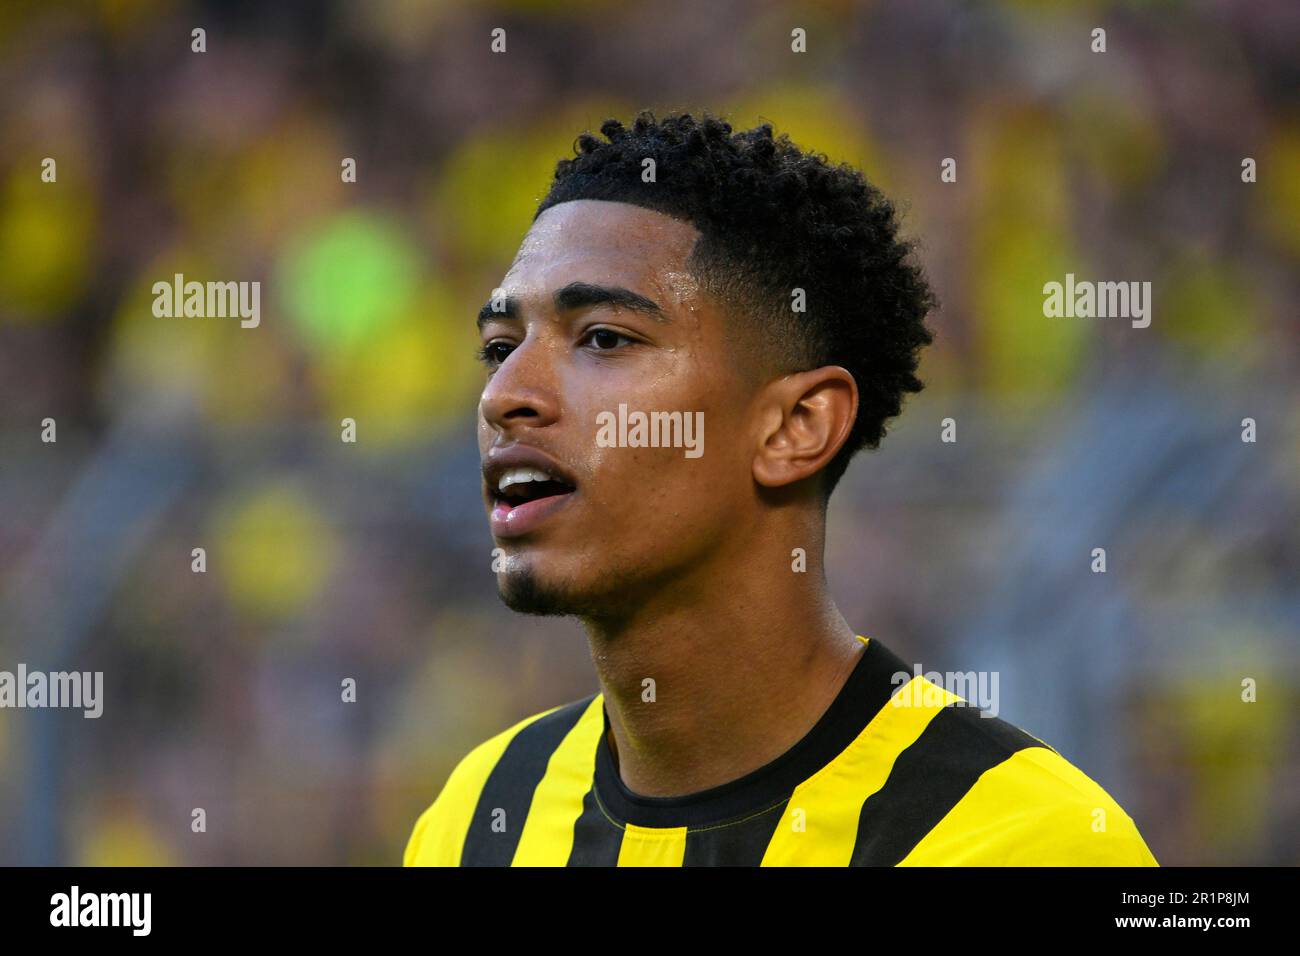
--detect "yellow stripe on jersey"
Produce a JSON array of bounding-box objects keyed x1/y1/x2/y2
[
  {"x1": 404, "y1": 705, "x2": 561, "y2": 867},
  {"x1": 898, "y1": 745, "x2": 1159, "y2": 866},
  {"x1": 511, "y1": 697, "x2": 607, "y2": 865},
  {"x1": 617, "y1": 824, "x2": 688, "y2": 866},
  {"x1": 761, "y1": 675, "x2": 961, "y2": 866}
]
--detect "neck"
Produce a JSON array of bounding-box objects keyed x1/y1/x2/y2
[{"x1": 581, "y1": 531, "x2": 863, "y2": 798}]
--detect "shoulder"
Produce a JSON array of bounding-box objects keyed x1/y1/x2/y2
[
  {"x1": 899, "y1": 708, "x2": 1158, "y2": 866},
  {"x1": 403, "y1": 694, "x2": 599, "y2": 866}
]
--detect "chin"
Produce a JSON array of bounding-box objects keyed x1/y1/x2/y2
[
  {"x1": 497, "y1": 566, "x2": 586, "y2": 617},
  {"x1": 495, "y1": 561, "x2": 641, "y2": 621}
]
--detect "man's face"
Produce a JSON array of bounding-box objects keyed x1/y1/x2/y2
[{"x1": 477, "y1": 199, "x2": 758, "y2": 619}]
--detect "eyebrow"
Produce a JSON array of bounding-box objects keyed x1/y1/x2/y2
[{"x1": 476, "y1": 281, "x2": 668, "y2": 330}]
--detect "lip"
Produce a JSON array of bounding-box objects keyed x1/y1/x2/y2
[
  {"x1": 483, "y1": 444, "x2": 579, "y2": 539},
  {"x1": 489, "y1": 489, "x2": 577, "y2": 538}
]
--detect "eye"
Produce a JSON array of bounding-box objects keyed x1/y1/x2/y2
[
  {"x1": 584, "y1": 328, "x2": 635, "y2": 351},
  {"x1": 476, "y1": 341, "x2": 515, "y2": 368}
]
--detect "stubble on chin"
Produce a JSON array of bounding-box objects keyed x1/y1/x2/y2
[
  {"x1": 495, "y1": 562, "x2": 640, "y2": 621},
  {"x1": 497, "y1": 566, "x2": 575, "y2": 617}
]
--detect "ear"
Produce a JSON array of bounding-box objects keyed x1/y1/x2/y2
[{"x1": 752, "y1": 366, "x2": 858, "y2": 489}]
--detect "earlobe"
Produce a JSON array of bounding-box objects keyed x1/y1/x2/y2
[{"x1": 752, "y1": 367, "x2": 857, "y2": 489}]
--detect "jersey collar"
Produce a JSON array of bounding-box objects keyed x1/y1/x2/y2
[{"x1": 592, "y1": 635, "x2": 909, "y2": 829}]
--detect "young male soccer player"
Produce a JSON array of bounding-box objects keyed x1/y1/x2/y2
[{"x1": 405, "y1": 112, "x2": 1158, "y2": 866}]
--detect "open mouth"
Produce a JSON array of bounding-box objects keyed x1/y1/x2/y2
[
  {"x1": 493, "y1": 467, "x2": 576, "y2": 508},
  {"x1": 487, "y1": 465, "x2": 578, "y2": 537}
]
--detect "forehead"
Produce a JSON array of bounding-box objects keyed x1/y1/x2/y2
[{"x1": 504, "y1": 199, "x2": 703, "y2": 305}]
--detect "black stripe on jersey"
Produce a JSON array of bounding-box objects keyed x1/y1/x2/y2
[
  {"x1": 849, "y1": 703, "x2": 1048, "y2": 866},
  {"x1": 566, "y1": 786, "x2": 623, "y2": 866},
  {"x1": 682, "y1": 800, "x2": 789, "y2": 866},
  {"x1": 460, "y1": 697, "x2": 591, "y2": 866}
]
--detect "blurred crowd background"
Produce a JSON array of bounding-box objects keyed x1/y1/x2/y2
[{"x1": 1, "y1": 0, "x2": 1296, "y2": 866}]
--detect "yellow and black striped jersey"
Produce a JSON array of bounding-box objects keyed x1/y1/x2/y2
[{"x1": 405, "y1": 635, "x2": 1158, "y2": 866}]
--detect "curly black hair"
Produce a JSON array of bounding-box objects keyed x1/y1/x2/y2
[{"x1": 535, "y1": 111, "x2": 936, "y2": 497}]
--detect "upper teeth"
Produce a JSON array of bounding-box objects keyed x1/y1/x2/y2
[{"x1": 498, "y1": 467, "x2": 555, "y2": 493}]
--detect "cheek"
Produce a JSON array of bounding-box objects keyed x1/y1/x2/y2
[
  {"x1": 583, "y1": 432, "x2": 740, "y2": 539},
  {"x1": 580, "y1": 451, "x2": 700, "y2": 558},
  {"x1": 568, "y1": 353, "x2": 748, "y2": 518}
]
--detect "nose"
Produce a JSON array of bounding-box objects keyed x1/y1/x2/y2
[{"x1": 479, "y1": 336, "x2": 562, "y2": 435}]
